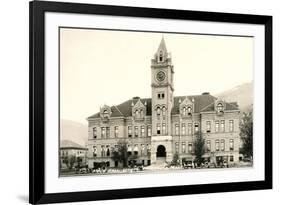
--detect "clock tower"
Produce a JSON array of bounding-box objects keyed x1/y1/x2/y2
[{"x1": 150, "y1": 37, "x2": 174, "y2": 164}]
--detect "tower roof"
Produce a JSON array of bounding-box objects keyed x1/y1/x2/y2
[{"x1": 157, "y1": 36, "x2": 167, "y2": 54}]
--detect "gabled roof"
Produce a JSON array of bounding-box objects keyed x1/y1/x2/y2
[
  {"x1": 88, "y1": 98, "x2": 151, "y2": 119},
  {"x1": 60, "y1": 140, "x2": 87, "y2": 150},
  {"x1": 87, "y1": 94, "x2": 239, "y2": 120},
  {"x1": 200, "y1": 100, "x2": 239, "y2": 112}
]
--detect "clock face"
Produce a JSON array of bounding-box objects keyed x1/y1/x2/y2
[{"x1": 156, "y1": 71, "x2": 166, "y2": 82}]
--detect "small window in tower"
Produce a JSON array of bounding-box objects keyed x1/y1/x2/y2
[
  {"x1": 159, "y1": 51, "x2": 163, "y2": 62},
  {"x1": 158, "y1": 93, "x2": 161, "y2": 99},
  {"x1": 162, "y1": 93, "x2": 165, "y2": 98}
]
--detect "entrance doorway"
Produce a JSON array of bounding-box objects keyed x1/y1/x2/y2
[{"x1": 156, "y1": 145, "x2": 166, "y2": 158}]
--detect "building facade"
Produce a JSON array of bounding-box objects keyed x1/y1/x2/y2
[
  {"x1": 60, "y1": 140, "x2": 88, "y2": 169},
  {"x1": 87, "y1": 38, "x2": 240, "y2": 168}
]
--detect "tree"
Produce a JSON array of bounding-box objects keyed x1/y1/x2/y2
[
  {"x1": 240, "y1": 110, "x2": 253, "y2": 160},
  {"x1": 111, "y1": 140, "x2": 129, "y2": 168},
  {"x1": 68, "y1": 155, "x2": 76, "y2": 170},
  {"x1": 194, "y1": 131, "x2": 205, "y2": 165},
  {"x1": 62, "y1": 155, "x2": 77, "y2": 170},
  {"x1": 171, "y1": 152, "x2": 180, "y2": 166}
]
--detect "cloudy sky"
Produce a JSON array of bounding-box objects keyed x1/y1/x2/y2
[{"x1": 60, "y1": 28, "x2": 253, "y2": 124}]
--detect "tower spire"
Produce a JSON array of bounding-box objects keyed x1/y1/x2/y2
[{"x1": 157, "y1": 36, "x2": 167, "y2": 54}]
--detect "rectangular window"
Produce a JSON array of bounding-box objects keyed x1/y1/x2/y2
[
  {"x1": 188, "y1": 143, "x2": 192, "y2": 153},
  {"x1": 158, "y1": 93, "x2": 165, "y2": 99},
  {"x1": 175, "y1": 124, "x2": 179, "y2": 135},
  {"x1": 206, "y1": 140, "x2": 211, "y2": 152},
  {"x1": 194, "y1": 123, "x2": 199, "y2": 133},
  {"x1": 128, "y1": 126, "x2": 132, "y2": 138},
  {"x1": 230, "y1": 139, "x2": 234, "y2": 151},
  {"x1": 101, "y1": 127, "x2": 105, "y2": 138},
  {"x1": 134, "y1": 126, "x2": 139, "y2": 137},
  {"x1": 175, "y1": 142, "x2": 179, "y2": 153},
  {"x1": 162, "y1": 123, "x2": 166, "y2": 135},
  {"x1": 215, "y1": 121, "x2": 219, "y2": 132},
  {"x1": 182, "y1": 142, "x2": 186, "y2": 153},
  {"x1": 106, "y1": 127, "x2": 110, "y2": 138},
  {"x1": 147, "y1": 125, "x2": 151, "y2": 137},
  {"x1": 114, "y1": 126, "x2": 118, "y2": 138},
  {"x1": 157, "y1": 123, "x2": 161, "y2": 134},
  {"x1": 229, "y1": 120, "x2": 234, "y2": 132},
  {"x1": 93, "y1": 127, "x2": 97, "y2": 138},
  {"x1": 230, "y1": 155, "x2": 234, "y2": 162},
  {"x1": 206, "y1": 121, "x2": 211, "y2": 133},
  {"x1": 221, "y1": 139, "x2": 225, "y2": 151},
  {"x1": 188, "y1": 123, "x2": 192, "y2": 135},
  {"x1": 215, "y1": 140, "x2": 220, "y2": 151},
  {"x1": 220, "y1": 120, "x2": 225, "y2": 132},
  {"x1": 182, "y1": 123, "x2": 186, "y2": 135},
  {"x1": 141, "y1": 126, "x2": 145, "y2": 137}
]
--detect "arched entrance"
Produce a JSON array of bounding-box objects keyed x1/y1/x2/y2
[{"x1": 156, "y1": 145, "x2": 166, "y2": 158}]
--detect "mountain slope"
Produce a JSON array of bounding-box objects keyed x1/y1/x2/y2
[
  {"x1": 60, "y1": 119, "x2": 88, "y2": 146},
  {"x1": 215, "y1": 82, "x2": 253, "y2": 112}
]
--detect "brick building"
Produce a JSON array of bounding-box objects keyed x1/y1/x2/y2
[{"x1": 87, "y1": 38, "x2": 240, "y2": 168}]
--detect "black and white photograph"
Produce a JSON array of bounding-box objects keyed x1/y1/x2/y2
[
  {"x1": 27, "y1": 1, "x2": 273, "y2": 204},
  {"x1": 59, "y1": 28, "x2": 254, "y2": 176}
]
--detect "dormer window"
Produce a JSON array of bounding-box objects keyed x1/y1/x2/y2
[
  {"x1": 187, "y1": 107, "x2": 192, "y2": 114},
  {"x1": 183, "y1": 107, "x2": 187, "y2": 116},
  {"x1": 217, "y1": 103, "x2": 223, "y2": 112},
  {"x1": 140, "y1": 109, "x2": 144, "y2": 118},
  {"x1": 103, "y1": 110, "x2": 108, "y2": 114},
  {"x1": 135, "y1": 110, "x2": 140, "y2": 118},
  {"x1": 182, "y1": 106, "x2": 192, "y2": 117}
]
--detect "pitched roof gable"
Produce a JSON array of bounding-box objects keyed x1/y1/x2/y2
[{"x1": 87, "y1": 94, "x2": 239, "y2": 119}]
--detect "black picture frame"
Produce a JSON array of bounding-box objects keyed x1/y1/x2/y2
[{"x1": 29, "y1": 0, "x2": 272, "y2": 204}]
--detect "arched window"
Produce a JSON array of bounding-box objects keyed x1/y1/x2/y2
[
  {"x1": 135, "y1": 110, "x2": 140, "y2": 118},
  {"x1": 183, "y1": 107, "x2": 187, "y2": 116},
  {"x1": 156, "y1": 107, "x2": 161, "y2": 115},
  {"x1": 103, "y1": 110, "x2": 108, "y2": 114},
  {"x1": 217, "y1": 103, "x2": 223, "y2": 112},
  {"x1": 162, "y1": 107, "x2": 166, "y2": 116},
  {"x1": 140, "y1": 109, "x2": 143, "y2": 118},
  {"x1": 187, "y1": 107, "x2": 192, "y2": 115}
]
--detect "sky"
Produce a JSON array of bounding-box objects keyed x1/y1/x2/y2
[{"x1": 60, "y1": 28, "x2": 253, "y2": 124}]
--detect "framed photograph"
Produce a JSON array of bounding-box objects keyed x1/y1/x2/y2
[{"x1": 29, "y1": 0, "x2": 272, "y2": 204}]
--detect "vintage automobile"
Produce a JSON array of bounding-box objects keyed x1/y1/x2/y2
[{"x1": 183, "y1": 160, "x2": 193, "y2": 169}]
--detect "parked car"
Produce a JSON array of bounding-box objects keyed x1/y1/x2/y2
[
  {"x1": 221, "y1": 160, "x2": 229, "y2": 168},
  {"x1": 183, "y1": 160, "x2": 193, "y2": 169},
  {"x1": 79, "y1": 167, "x2": 88, "y2": 174},
  {"x1": 204, "y1": 162, "x2": 216, "y2": 168}
]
